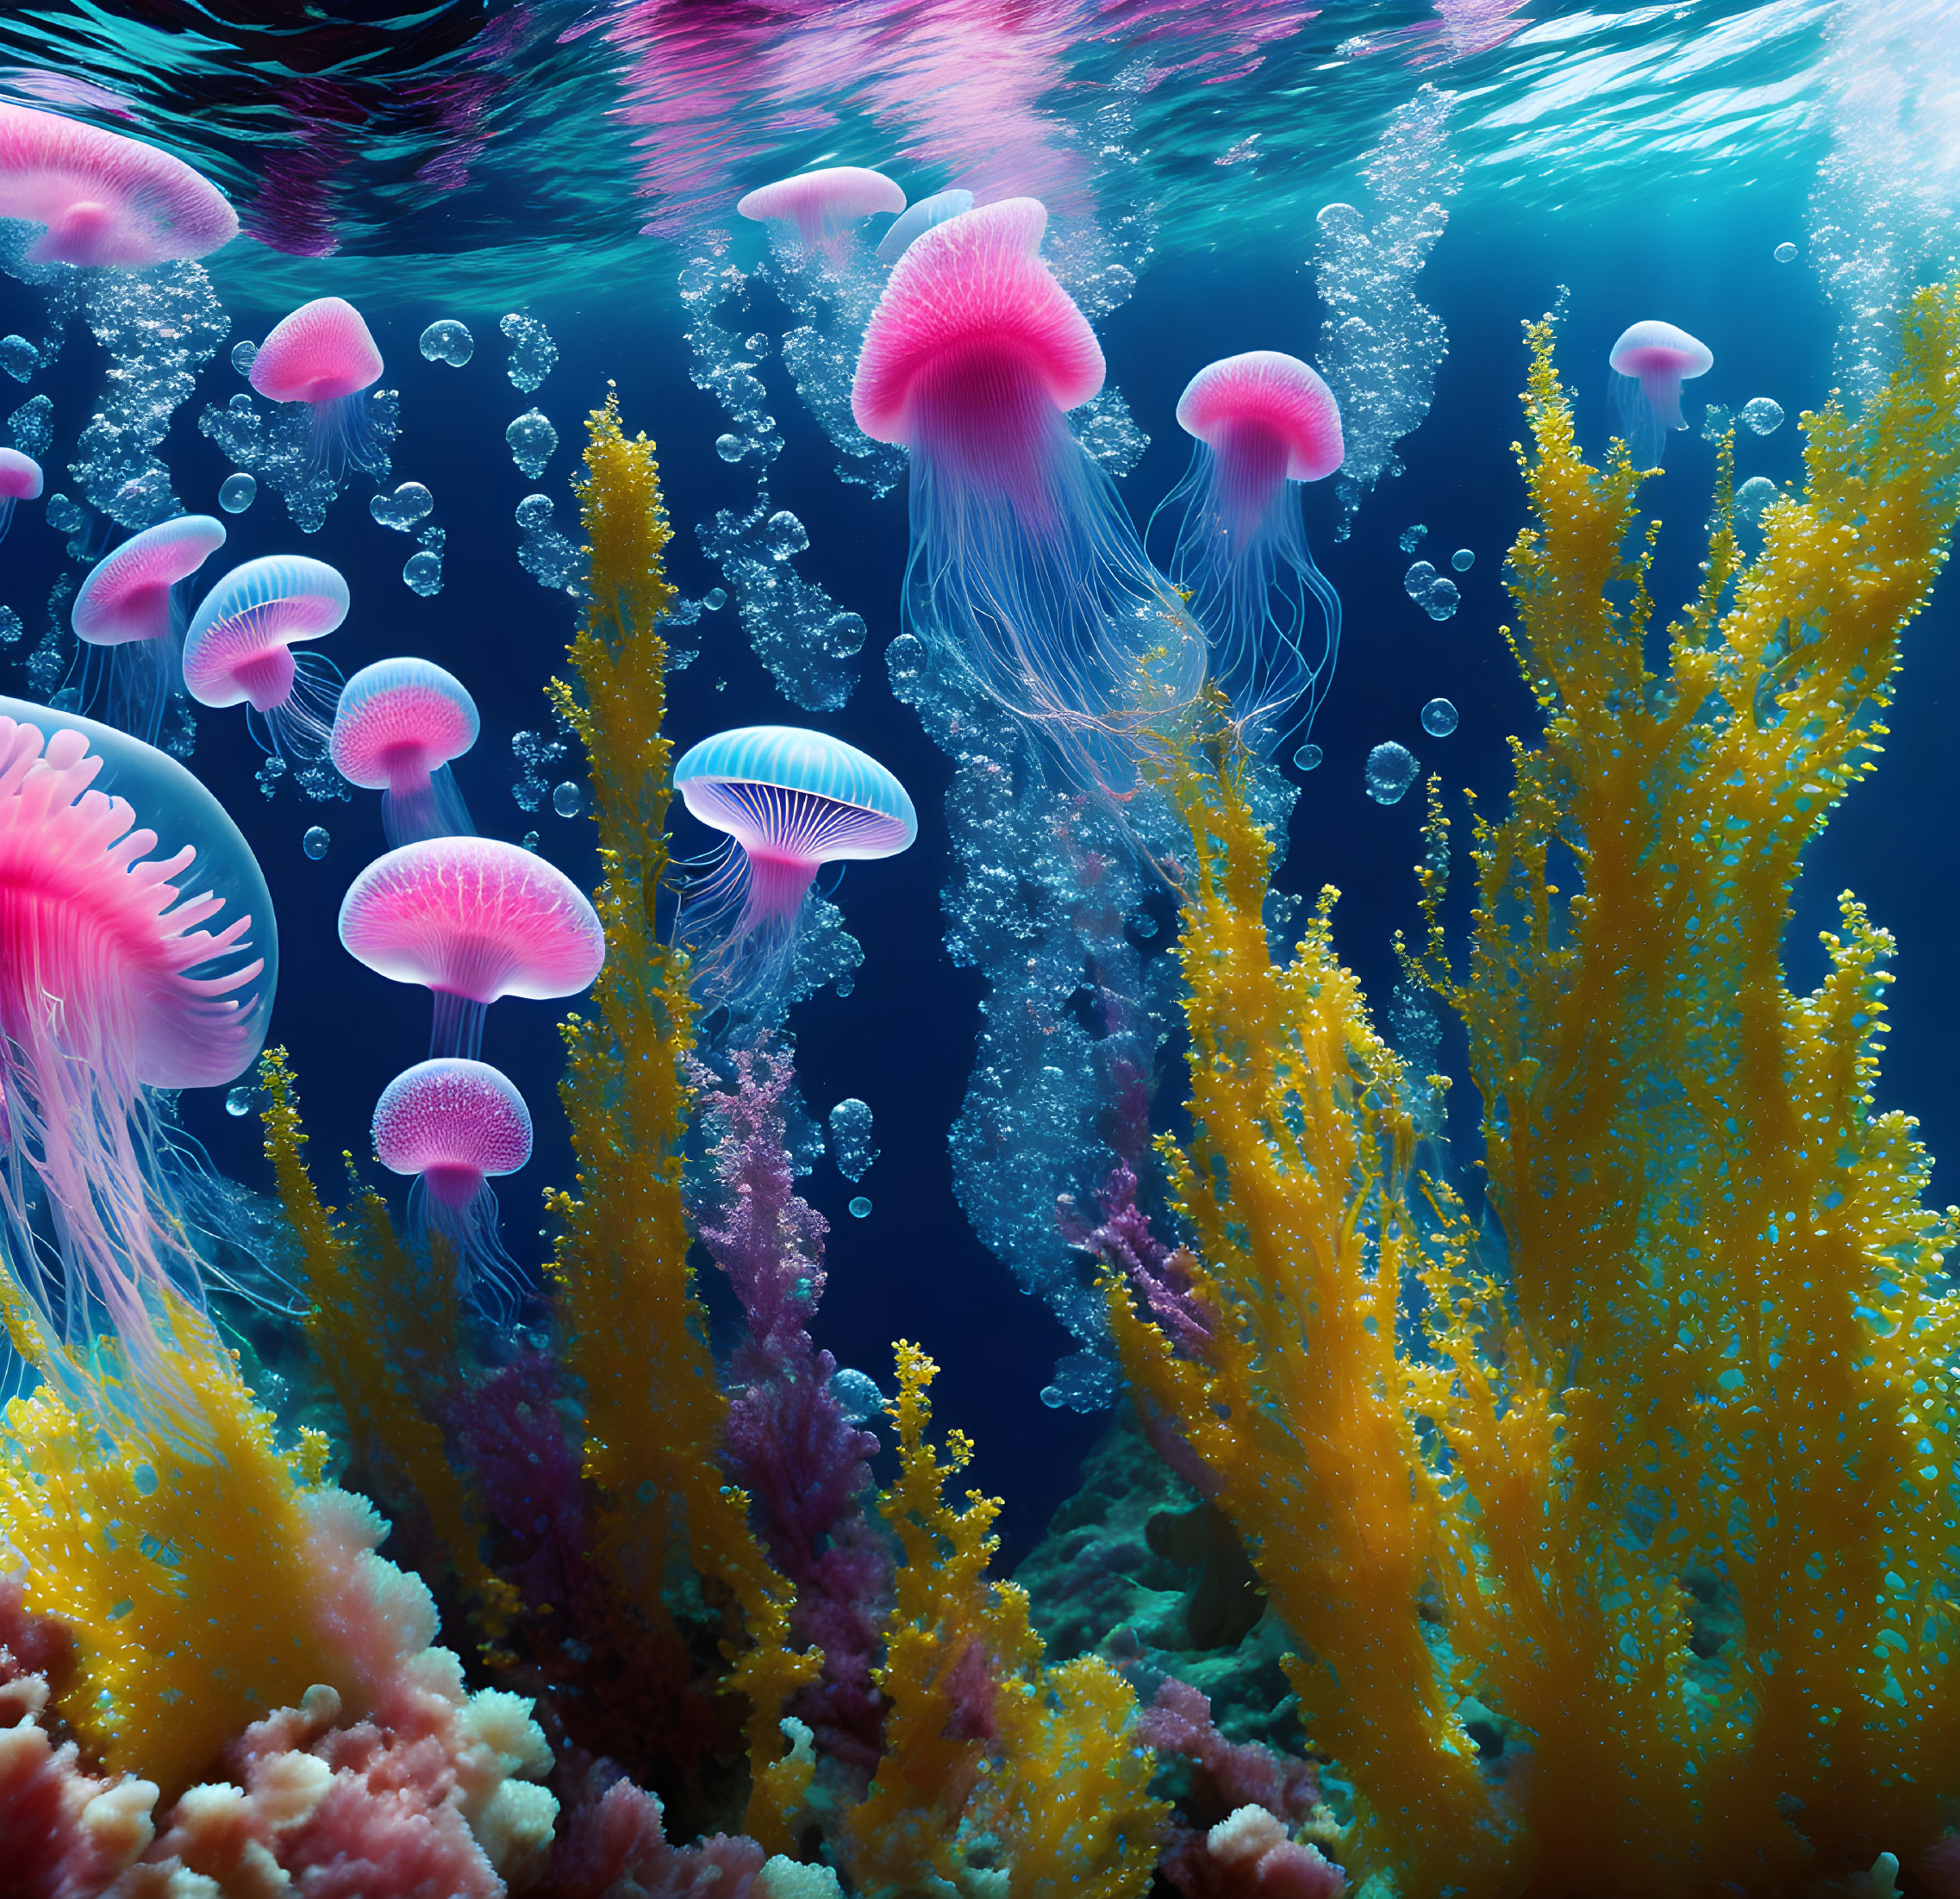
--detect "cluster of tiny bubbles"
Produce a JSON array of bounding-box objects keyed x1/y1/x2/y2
[
  {"x1": 219, "y1": 472, "x2": 256, "y2": 514},
  {"x1": 515, "y1": 491, "x2": 584, "y2": 595},
  {"x1": 371, "y1": 481, "x2": 435, "y2": 531},
  {"x1": 827, "y1": 1097, "x2": 877, "y2": 1182},
  {"x1": 46, "y1": 492, "x2": 84, "y2": 534},
  {"x1": 834, "y1": 971, "x2": 855, "y2": 998},
  {"x1": 0, "y1": 605, "x2": 21, "y2": 645},
  {"x1": 521, "y1": 830, "x2": 541, "y2": 852},
  {"x1": 303, "y1": 824, "x2": 331, "y2": 859},
  {"x1": 1366, "y1": 740, "x2": 1420, "y2": 804},
  {"x1": 1736, "y1": 475, "x2": 1781, "y2": 535},
  {"x1": 1451, "y1": 547, "x2": 1475, "y2": 572},
  {"x1": 512, "y1": 728, "x2": 566, "y2": 811},
  {"x1": 887, "y1": 630, "x2": 927, "y2": 699},
  {"x1": 827, "y1": 1365, "x2": 885, "y2": 1426},
  {"x1": 257, "y1": 752, "x2": 288, "y2": 798},
  {"x1": 0, "y1": 333, "x2": 35, "y2": 381},
  {"x1": 1404, "y1": 561, "x2": 1461, "y2": 622},
  {"x1": 507, "y1": 409, "x2": 557, "y2": 479},
  {"x1": 848, "y1": 1196, "x2": 873, "y2": 1220},
  {"x1": 419, "y1": 319, "x2": 473, "y2": 368},
  {"x1": 552, "y1": 781, "x2": 583, "y2": 818},
  {"x1": 1421, "y1": 697, "x2": 1458, "y2": 737},
  {"x1": 1775, "y1": 240, "x2": 1799, "y2": 263},
  {"x1": 1400, "y1": 523, "x2": 1427, "y2": 553},
  {"x1": 9, "y1": 392, "x2": 51, "y2": 457},
  {"x1": 501, "y1": 313, "x2": 557, "y2": 394},
  {"x1": 1292, "y1": 741, "x2": 1324, "y2": 772},
  {"x1": 745, "y1": 331, "x2": 769, "y2": 356},
  {"x1": 1742, "y1": 397, "x2": 1785, "y2": 436},
  {"x1": 231, "y1": 339, "x2": 257, "y2": 375},
  {"x1": 1700, "y1": 404, "x2": 1731, "y2": 445},
  {"x1": 766, "y1": 509, "x2": 810, "y2": 559},
  {"x1": 404, "y1": 527, "x2": 444, "y2": 597},
  {"x1": 1071, "y1": 389, "x2": 1150, "y2": 479}
]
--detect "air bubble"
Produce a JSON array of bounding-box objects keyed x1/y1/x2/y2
[
  {"x1": 702, "y1": 586, "x2": 727, "y2": 610},
  {"x1": 1404, "y1": 560, "x2": 1438, "y2": 598},
  {"x1": 225, "y1": 1085, "x2": 254, "y2": 1118},
  {"x1": 521, "y1": 830, "x2": 540, "y2": 852},
  {"x1": 230, "y1": 340, "x2": 257, "y2": 375},
  {"x1": 419, "y1": 318, "x2": 473, "y2": 367},
  {"x1": 219, "y1": 472, "x2": 256, "y2": 514},
  {"x1": 848, "y1": 1196, "x2": 872, "y2": 1219},
  {"x1": 303, "y1": 824, "x2": 331, "y2": 859},
  {"x1": 371, "y1": 481, "x2": 434, "y2": 530},
  {"x1": 1421, "y1": 697, "x2": 1458, "y2": 737},
  {"x1": 1741, "y1": 397, "x2": 1784, "y2": 436},
  {"x1": 1292, "y1": 742, "x2": 1323, "y2": 772},
  {"x1": 0, "y1": 334, "x2": 36, "y2": 381},
  {"x1": 1774, "y1": 240, "x2": 1798, "y2": 263},
  {"x1": 506, "y1": 409, "x2": 558, "y2": 479},
  {"x1": 828, "y1": 1098, "x2": 877, "y2": 1182},
  {"x1": 1365, "y1": 741, "x2": 1420, "y2": 805},
  {"x1": 1451, "y1": 548, "x2": 1474, "y2": 572},
  {"x1": 404, "y1": 549, "x2": 443, "y2": 597},
  {"x1": 552, "y1": 781, "x2": 584, "y2": 817},
  {"x1": 715, "y1": 433, "x2": 745, "y2": 463},
  {"x1": 766, "y1": 509, "x2": 809, "y2": 559}
]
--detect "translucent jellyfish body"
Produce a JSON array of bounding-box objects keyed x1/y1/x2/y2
[
  {"x1": 0, "y1": 697, "x2": 274, "y2": 1424},
  {"x1": 71, "y1": 513, "x2": 225, "y2": 746},
  {"x1": 183, "y1": 554, "x2": 348, "y2": 788},
  {"x1": 1608, "y1": 320, "x2": 1713, "y2": 470},
  {"x1": 0, "y1": 102, "x2": 237, "y2": 267},
  {"x1": 1152, "y1": 351, "x2": 1344, "y2": 756},
  {"x1": 330, "y1": 657, "x2": 478, "y2": 846},
  {"x1": 738, "y1": 165, "x2": 905, "y2": 253},
  {"x1": 674, "y1": 724, "x2": 914, "y2": 1021},
  {"x1": 852, "y1": 197, "x2": 1204, "y2": 790},
  {"x1": 249, "y1": 296, "x2": 388, "y2": 478},
  {"x1": 339, "y1": 834, "x2": 605, "y2": 1059},
  {"x1": 372, "y1": 1057, "x2": 533, "y2": 1323},
  {"x1": 876, "y1": 189, "x2": 974, "y2": 265},
  {"x1": 0, "y1": 446, "x2": 41, "y2": 542}
]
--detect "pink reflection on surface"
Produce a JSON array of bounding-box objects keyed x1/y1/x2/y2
[{"x1": 1340, "y1": 0, "x2": 1531, "y2": 70}]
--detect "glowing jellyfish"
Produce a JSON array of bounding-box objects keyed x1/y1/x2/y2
[
  {"x1": 1608, "y1": 321, "x2": 1714, "y2": 470},
  {"x1": 330, "y1": 657, "x2": 479, "y2": 847},
  {"x1": 0, "y1": 697, "x2": 274, "y2": 1421},
  {"x1": 248, "y1": 296, "x2": 388, "y2": 477},
  {"x1": 674, "y1": 724, "x2": 914, "y2": 1019},
  {"x1": 737, "y1": 165, "x2": 905, "y2": 253},
  {"x1": 339, "y1": 834, "x2": 605, "y2": 1059},
  {"x1": 71, "y1": 514, "x2": 225, "y2": 745},
  {"x1": 0, "y1": 102, "x2": 236, "y2": 267},
  {"x1": 876, "y1": 189, "x2": 975, "y2": 266},
  {"x1": 0, "y1": 446, "x2": 40, "y2": 544},
  {"x1": 852, "y1": 197, "x2": 1204, "y2": 789},
  {"x1": 1151, "y1": 351, "x2": 1345, "y2": 756},
  {"x1": 371, "y1": 1058, "x2": 533, "y2": 1323}
]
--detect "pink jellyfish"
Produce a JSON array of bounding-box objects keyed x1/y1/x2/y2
[
  {"x1": 371, "y1": 1058, "x2": 533, "y2": 1324},
  {"x1": 338, "y1": 834, "x2": 605, "y2": 1059},
  {"x1": 71, "y1": 514, "x2": 226, "y2": 746},
  {"x1": 0, "y1": 696, "x2": 274, "y2": 1423},
  {"x1": 0, "y1": 103, "x2": 236, "y2": 268},
  {"x1": 249, "y1": 296, "x2": 388, "y2": 477},
  {"x1": 852, "y1": 197, "x2": 1203, "y2": 790},
  {"x1": 1608, "y1": 320, "x2": 1714, "y2": 470},
  {"x1": 737, "y1": 166, "x2": 905, "y2": 253},
  {"x1": 0, "y1": 447, "x2": 41, "y2": 542},
  {"x1": 182, "y1": 553, "x2": 348, "y2": 792},
  {"x1": 330, "y1": 656, "x2": 479, "y2": 847},
  {"x1": 1149, "y1": 352, "x2": 1345, "y2": 758}
]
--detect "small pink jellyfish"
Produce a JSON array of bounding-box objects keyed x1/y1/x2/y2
[
  {"x1": 1608, "y1": 320, "x2": 1714, "y2": 470},
  {"x1": 1150, "y1": 352, "x2": 1345, "y2": 756},
  {"x1": 71, "y1": 514, "x2": 225, "y2": 746},
  {"x1": 0, "y1": 696, "x2": 274, "y2": 1424},
  {"x1": 371, "y1": 1057, "x2": 533, "y2": 1323},
  {"x1": 330, "y1": 657, "x2": 479, "y2": 847},
  {"x1": 338, "y1": 834, "x2": 606, "y2": 1059},
  {"x1": 0, "y1": 102, "x2": 237, "y2": 268},
  {"x1": 0, "y1": 446, "x2": 41, "y2": 541},
  {"x1": 737, "y1": 165, "x2": 905, "y2": 253},
  {"x1": 852, "y1": 197, "x2": 1202, "y2": 788},
  {"x1": 182, "y1": 553, "x2": 348, "y2": 791},
  {"x1": 249, "y1": 296, "x2": 389, "y2": 477}
]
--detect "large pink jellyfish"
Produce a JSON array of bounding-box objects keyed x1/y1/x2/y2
[
  {"x1": 249, "y1": 296, "x2": 388, "y2": 477},
  {"x1": 0, "y1": 447, "x2": 41, "y2": 541},
  {"x1": 71, "y1": 514, "x2": 226, "y2": 746},
  {"x1": 182, "y1": 553, "x2": 348, "y2": 793},
  {"x1": 329, "y1": 656, "x2": 478, "y2": 847},
  {"x1": 0, "y1": 697, "x2": 274, "y2": 1422},
  {"x1": 738, "y1": 166, "x2": 905, "y2": 253},
  {"x1": 0, "y1": 103, "x2": 237, "y2": 267},
  {"x1": 1608, "y1": 320, "x2": 1714, "y2": 471},
  {"x1": 371, "y1": 1057, "x2": 532, "y2": 1324},
  {"x1": 338, "y1": 835, "x2": 605, "y2": 1059},
  {"x1": 852, "y1": 197, "x2": 1203, "y2": 789},
  {"x1": 1148, "y1": 352, "x2": 1345, "y2": 758}
]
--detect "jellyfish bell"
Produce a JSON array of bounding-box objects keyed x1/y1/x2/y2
[
  {"x1": 737, "y1": 165, "x2": 905, "y2": 254},
  {"x1": 0, "y1": 446, "x2": 41, "y2": 542},
  {"x1": 852, "y1": 197, "x2": 1203, "y2": 790},
  {"x1": 876, "y1": 188, "x2": 975, "y2": 267},
  {"x1": 338, "y1": 834, "x2": 605, "y2": 1059},
  {"x1": 250, "y1": 295, "x2": 388, "y2": 478},
  {"x1": 371, "y1": 1057, "x2": 533, "y2": 1324},
  {"x1": 0, "y1": 696, "x2": 275, "y2": 1427},
  {"x1": 330, "y1": 656, "x2": 479, "y2": 847},
  {"x1": 0, "y1": 102, "x2": 237, "y2": 268},
  {"x1": 1608, "y1": 319, "x2": 1713, "y2": 470},
  {"x1": 72, "y1": 514, "x2": 226, "y2": 746},
  {"x1": 1149, "y1": 351, "x2": 1345, "y2": 757}
]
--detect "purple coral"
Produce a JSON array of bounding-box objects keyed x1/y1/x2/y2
[{"x1": 549, "y1": 1761, "x2": 770, "y2": 1898}]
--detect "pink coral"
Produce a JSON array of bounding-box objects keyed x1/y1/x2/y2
[{"x1": 547, "y1": 1763, "x2": 770, "y2": 1899}]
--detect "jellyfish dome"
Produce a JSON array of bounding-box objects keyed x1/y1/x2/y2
[
  {"x1": 1149, "y1": 352, "x2": 1345, "y2": 756},
  {"x1": 852, "y1": 197, "x2": 1204, "y2": 789},
  {"x1": 737, "y1": 166, "x2": 905, "y2": 252},
  {"x1": 1608, "y1": 320, "x2": 1714, "y2": 470},
  {"x1": 0, "y1": 447, "x2": 42, "y2": 548},
  {"x1": 0, "y1": 696, "x2": 274, "y2": 1419},
  {"x1": 72, "y1": 515, "x2": 226, "y2": 746},
  {"x1": 0, "y1": 103, "x2": 237, "y2": 267},
  {"x1": 372, "y1": 1057, "x2": 533, "y2": 1323},
  {"x1": 183, "y1": 553, "x2": 348, "y2": 785},
  {"x1": 338, "y1": 834, "x2": 605, "y2": 1059},
  {"x1": 249, "y1": 296, "x2": 389, "y2": 478},
  {"x1": 876, "y1": 189, "x2": 975, "y2": 266},
  {"x1": 330, "y1": 657, "x2": 479, "y2": 847}
]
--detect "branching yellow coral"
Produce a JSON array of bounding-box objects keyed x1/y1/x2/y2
[
  {"x1": 546, "y1": 390, "x2": 815, "y2": 1850},
  {"x1": 843, "y1": 1341, "x2": 1165, "y2": 1899}
]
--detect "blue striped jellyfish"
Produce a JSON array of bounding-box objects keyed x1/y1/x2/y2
[
  {"x1": 876, "y1": 188, "x2": 974, "y2": 265},
  {"x1": 674, "y1": 724, "x2": 915, "y2": 1022},
  {"x1": 183, "y1": 553, "x2": 348, "y2": 793},
  {"x1": 330, "y1": 657, "x2": 478, "y2": 846},
  {"x1": 1608, "y1": 320, "x2": 1713, "y2": 470},
  {"x1": 0, "y1": 697, "x2": 275, "y2": 1430},
  {"x1": 372, "y1": 1058, "x2": 532, "y2": 1324},
  {"x1": 851, "y1": 197, "x2": 1205, "y2": 792},
  {"x1": 1149, "y1": 352, "x2": 1345, "y2": 758},
  {"x1": 71, "y1": 514, "x2": 226, "y2": 746}
]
